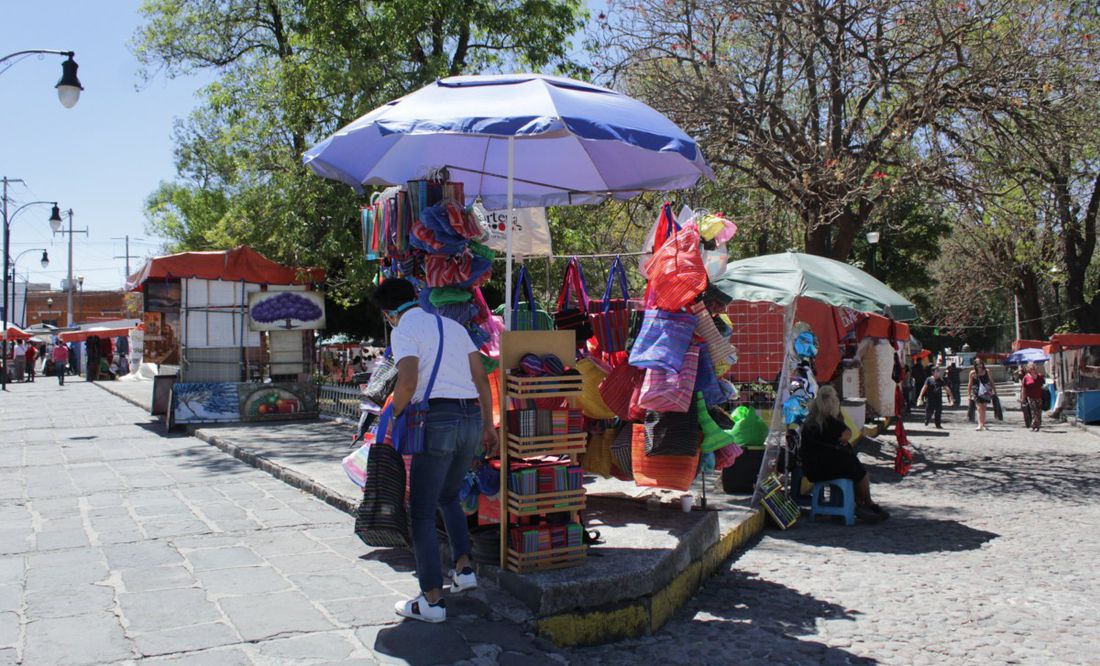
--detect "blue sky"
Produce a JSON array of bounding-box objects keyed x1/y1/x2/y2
[
  {"x1": 2, "y1": 1, "x2": 601, "y2": 292},
  {"x1": 2, "y1": 1, "x2": 207, "y2": 291}
]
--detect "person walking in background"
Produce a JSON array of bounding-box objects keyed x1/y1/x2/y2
[
  {"x1": 52, "y1": 342, "x2": 69, "y2": 386},
  {"x1": 13, "y1": 340, "x2": 27, "y2": 381},
  {"x1": 947, "y1": 362, "x2": 961, "y2": 405},
  {"x1": 968, "y1": 358, "x2": 996, "y2": 430},
  {"x1": 372, "y1": 278, "x2": 497, "y2": 624},
  {"x1": 24, "y1": 343, "x2": 38, "y2": 382},
  {"x1": 918, "y1": 366, "x2": 947, "y2": 429},
  {"x1": 1021, "y1": 362, "x2": 1046, "y2": 431}
]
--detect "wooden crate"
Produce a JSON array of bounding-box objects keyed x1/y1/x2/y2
[
  {"x1": 505, "y1": 544, "x2": 587, "y2": 573},
  {"x1": 506, "y1": 432, "x2": 588, "y2": 458},
  {"x1": 506, "y1": 488, "x2": 586, "y2": 515},
  {"x1": 505, "y1": 373, "x2": 583, "y2": 399}
]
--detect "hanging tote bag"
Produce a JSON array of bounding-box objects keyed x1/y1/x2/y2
[
  {"x1": 643, "y1": 409, "x2": 702, "y2": 456},
  {"x1": 631, "y1": 423, "x2": 700, "y2": 491},
  {"x1": 691, "y1": 301, "x2": 736, "y2": 376},
  {"x1": 580, "y1": 427, "x2": 615, "y2": 478},
  {"x1": 364, "y1": 351, "x2": 398, "y2": 407},
  {"x1": 576, "y1": 357, "x2": 617, "y2": 420},
  {"x1": 553, "y1": 257, "x2": 594, "y2": 345},
  {"x1": 392, "y1": 315, "x2": 445, "y2": 455},
  {"x1": 628, "y1": 310, "x2": 697, "y2": 373},
  {"x1": 599, "y1": 362, "x2": 645, "y2": 422},
  {"x1": 644, "y1": 225, "x2": 708, "y2": 312},
  {"x1": 637, "y1": 344, "x2": 701, "y2": 413},
  {"x1": 610, "y1": 423, "x2": 635, "y2": 481},
  {"x1": 354, "y1": 441, "x2": 412, "y2": 548},
  {"x1": 508, "y1": 265, "x2": 554, "y2": 331},
  {"x1": 590, "y1": 257, "x2": 633, "y2": 354}
]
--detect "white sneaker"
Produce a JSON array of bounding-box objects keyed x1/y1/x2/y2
[
  {"x1": 449, "y1": 567, "x2": 478, "y2": 592},
  {"x1": 394, "y1": 595, "x2": 446, "y2": 623}
]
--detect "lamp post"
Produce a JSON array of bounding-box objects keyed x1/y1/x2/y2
[
  {"x1": 866, "y1": 230, "x2": 881, "y2": 277},
  {"x1": 0, "y1": 50, "x2": 83, "y2": 108},
  {"x1": 9, "y1": 248, "x2": 49, "y2": 327},
  {"x1": 1, "y1": 180, "x2": 61, "y2": 390},
  {"x1": 51, "y1": 208, "x2": 87, "y2": 327}
]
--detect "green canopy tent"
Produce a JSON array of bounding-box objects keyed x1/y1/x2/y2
[
  {"x1": 712, "y1": 252, "x2": 917, "y2": 510},
  {"x1": 712, "y1": 251, "x2": 917, "y2": 321}
]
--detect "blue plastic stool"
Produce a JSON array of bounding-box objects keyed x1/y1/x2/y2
[{"x1": 810, "y1": 479, "x2": 856, "y2": 526}]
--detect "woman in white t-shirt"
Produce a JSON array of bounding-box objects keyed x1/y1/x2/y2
[{"x1": 372, "y1": 278, "x2": 497, "y2": 624}]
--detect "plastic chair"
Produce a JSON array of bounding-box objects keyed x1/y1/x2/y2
[{"x1": 810, "y1": 478, "x2": 856, "y2": 526}]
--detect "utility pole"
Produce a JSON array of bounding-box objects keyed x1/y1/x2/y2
[
  {"x1": 53, "y1": 209, "x2": 88, "y2": 327},
  {"x1": 113, "y1": 235, "x2": 142, "y2": 279}
]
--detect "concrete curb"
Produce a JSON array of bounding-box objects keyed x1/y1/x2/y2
[
  {"x1": 534, "y1": 509, "x2": 766, "y2": 647},
  {"x1": 93, "y1": 381, "x2": 148, "y2": 412},
  {"x1": 190, "y1": 428, "x2": 357, "y2": 516}
]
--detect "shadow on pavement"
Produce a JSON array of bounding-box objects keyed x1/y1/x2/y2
[
  {"x1": 773, "y1": 508, "x2": 998, "y2": 555},
  {"x1": 360, "y1": 548, "x2": 417, "y2": 573},
  {"x1": 910, "y1": 448, "x2": 1100, "y2": 504},
  {"x1": 672, "y1": 563, "x2": 879, "y2": 665}
]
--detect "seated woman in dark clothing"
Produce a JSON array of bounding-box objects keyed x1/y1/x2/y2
[{"x1": 800, "y1": 386, "x2": 889, "y2": 523}]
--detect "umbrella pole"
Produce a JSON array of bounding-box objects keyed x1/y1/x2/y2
[{"x1": 505, "y1": 136, "x2": 515, "y2": 329}]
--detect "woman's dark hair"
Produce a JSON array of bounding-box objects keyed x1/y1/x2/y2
[{"x1": 371, "y1": 278, "x2": 417, "y2": 311}]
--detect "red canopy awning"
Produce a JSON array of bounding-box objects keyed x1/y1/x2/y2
[
  {"x1": 127, "y1": 245, "x2": 325, "y2": 292},
  {"x1": 1012, "y1": 339, "x2": 1047, "y2": 351},
  {"x1": 58, "y1": 326, "x2": 135, "y2": 343},
  {"x1": 2, "y1": 324, "x2": 30, "y2": 341},
  {"x1": 1047, "y1": 333, "x2": 1100, "y2": 354}
]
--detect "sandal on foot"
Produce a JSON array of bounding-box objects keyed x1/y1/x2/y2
[{"x1": 394, "y1": 595, "x2": 446, "y2": 623}]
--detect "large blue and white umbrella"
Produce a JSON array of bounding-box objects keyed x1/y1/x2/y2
[
  {"x1": 1004, "y1": 347, "x2": 1050, "y2": 365},
  {"x1": 303, "y1": 74, "x2": 713, "y2": 321}
]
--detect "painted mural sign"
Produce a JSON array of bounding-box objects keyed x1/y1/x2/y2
[
  {"x1": 248, "y1": 291, "x2": 325, "y2": 331},
  {"x1": 171, "y1": 381, "x2": 319, "y2": 425}
]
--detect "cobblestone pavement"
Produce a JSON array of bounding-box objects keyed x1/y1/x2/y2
[
  {"x1": 0, "y1": 381, "x2": 559, "y2": 666},
  {"x1": 568, "y1": 394, "x2": 1100, "y2": 665},
  {"x1": 5, "y1": 379, "x2": 1099, "y2": 665}
]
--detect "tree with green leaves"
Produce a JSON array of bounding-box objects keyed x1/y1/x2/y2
[{"x1": 133, "y1": 0, "x2": 587, "y2": 312}]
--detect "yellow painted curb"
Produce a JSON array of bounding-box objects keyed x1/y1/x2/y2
[{"x1": 536, "y1": 509, "x2": 766, "y2": 647}]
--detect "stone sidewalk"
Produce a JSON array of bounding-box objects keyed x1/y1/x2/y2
[{"x1": 0, "y1": 380, "x2": 568, "y2": 665}]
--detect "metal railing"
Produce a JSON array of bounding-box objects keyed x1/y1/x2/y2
[{"x1": 317, "y1": 380, "x2": 362, "y2": 420}]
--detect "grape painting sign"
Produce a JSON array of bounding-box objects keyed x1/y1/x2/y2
[{"x1": 248, "y1": 290, "x2": 326, "y2": 331}]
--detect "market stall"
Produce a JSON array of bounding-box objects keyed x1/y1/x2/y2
[
  {"x1": 306, "y1": 74, "x2": 729, "y2": 573},
  {"x1": 1045, "y1": 333, "x2": 1100, "y2": 422},
  {"x1": 712, "y1": 252, "x2": 918, "y2": 503},
  {"x1": 127, "y1": 245, "x2": 326, "y2": 425}
]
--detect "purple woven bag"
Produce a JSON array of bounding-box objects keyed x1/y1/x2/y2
[{"x1": 627, "y1": 309, "x2": 697, "y2": 373}]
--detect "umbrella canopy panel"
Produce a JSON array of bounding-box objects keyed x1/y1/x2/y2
[
  {"x1": 303, "y1": 74, "x2": 713, "y2": 208},
  {"x1": 127, "y1": 245, "x2": 325, "y2": 292},
  {"x1": 713, "y1": 252, "x2": 918, "y2": 322},
  {"x1": 1004, "y1": 347, "x2": 1050, "y2": 365},
  {"x1": 2, "y1": 321, "x2": 31, "y2": 341}
]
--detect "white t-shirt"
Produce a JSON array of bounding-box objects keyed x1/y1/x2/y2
[{"x1": 391, "y1": 307, "x2": 478, "y2": 402}]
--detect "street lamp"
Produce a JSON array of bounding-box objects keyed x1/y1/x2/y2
[
  {"x1": 50, "y1": 208, "x2": 87, "y2": 328},
  {"x1": 866, "y1": 230, "x2": 881, "y2": 277},
  {"x1": 0, "y1": 50, "x2": 83, "y2": 108},
  {"x1": 1, "y1": 180, "x2": 60, "y2": 391},
  {"x1": 9, "y1": 248, "x2": 49, "y2": 327}
]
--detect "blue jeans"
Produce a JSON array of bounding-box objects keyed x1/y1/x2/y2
[
  {"x1": 56, "y1": 362, "x2": 67, "y2": 385},
  {"x1": 408, "y1": 400, "x2": 481, "y2": 594}
]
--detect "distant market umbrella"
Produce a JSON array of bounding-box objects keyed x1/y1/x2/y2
[
  {"x1": 1004, "y1": 347, "x2": 1050, "y2": 365},
  {"x1": 713, "y1": 251, "x2": 918, "y2": 321},
  {"x1": 303, "y1": 73, "x2": 713, "y2": 322}
]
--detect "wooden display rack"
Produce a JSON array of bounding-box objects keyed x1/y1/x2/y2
[{"x1": 499, "y1": 330, "x2": 587, "y2": 573}]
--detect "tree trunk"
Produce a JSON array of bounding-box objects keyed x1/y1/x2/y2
[{"x1": 1017, "y1": 272, "x2": 1045, "y2": 340}]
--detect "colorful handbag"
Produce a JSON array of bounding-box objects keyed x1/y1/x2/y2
[
  {"x1": 580, "y1": 427, "x2": 615, "y2": 478},
  {"x1": 693, "y1": 344, "x2": 726, "y2": 407},
  {"x1": 631, "y1": 423, "x2": 700, "y2": 491},
  {"x1": 628, "y1": 309, "x2": 697, "y2": 373},
  {"x1": 354, "y1": 440, "x2": 411, "y2": 548},
  {"x1": 599, "y1": 361, "x2": 645, "y2": 422},
  {"x1": 692, "y1": 301, "x2": 735, "y2": 375},
  {"x1": 392, "y1": 315, "x2": 445, "y2": 455},
  {"x1": 637, "y1": 344, "x2": 701, "y2": 413},
  {"x1": 589, "y1": 257, "x2": 632, "y2": 354},
  {"x1": 508, "y1": 265, "x2": 553, "y2": 331},
  {"x1": 643, "y1": 410, "x2": 702, "y2": 456},
  {"x1": 553, "y1": 257, "x2": 593, "y2": 345},
  {"x1": 644, "y1": 225, "x2": 707, "y2": 312},
  {"x1": 610, "y1": 423, "x2": 634, "y2": 480},
  {"x1": 576, "y1": 357, "x2": 617, "y2": 420}
]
